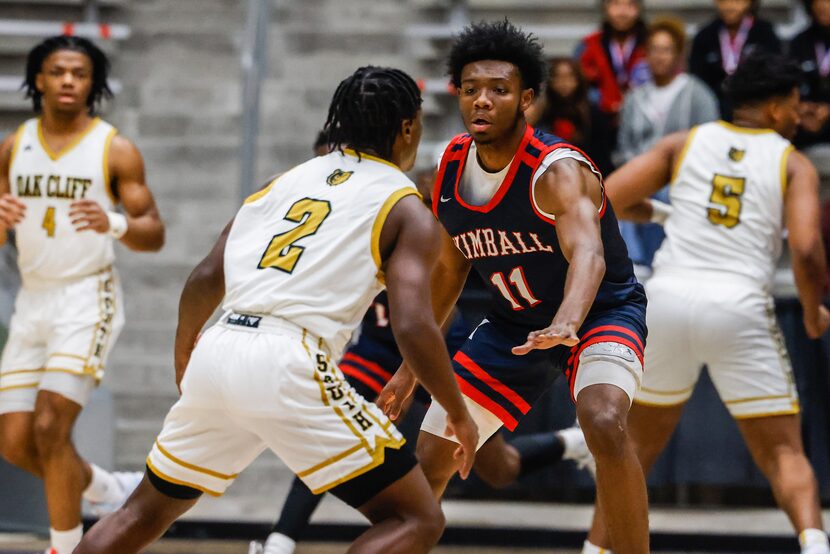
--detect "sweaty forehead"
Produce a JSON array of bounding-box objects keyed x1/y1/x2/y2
[
  {"x1": 460, "y1": 60, "x2": 521, "y2": 84},
  {"x1": 42, "y1": 49, "x2": 92, "y2": 70}
]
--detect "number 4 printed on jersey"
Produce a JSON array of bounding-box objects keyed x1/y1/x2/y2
[{"x1": 491, "y1": 266, "x2": 540, "y2": 310}]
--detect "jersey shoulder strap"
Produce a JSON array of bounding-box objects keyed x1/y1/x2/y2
[{"x1": 432, "y1": 133, "x2": 473, "y2": 216}]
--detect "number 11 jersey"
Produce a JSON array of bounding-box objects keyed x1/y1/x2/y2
[{"x1": 222, "y1": 150, "x2": 419, "y2": 357}]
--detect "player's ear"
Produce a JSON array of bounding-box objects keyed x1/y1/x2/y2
[
  {"x1": 400, "y1": 118, "x2": 414, "y2": 144},
  {"x1": 35, "y1": 72, "x2": 45, "y2": 94},
  {"x1": 520, "y1": 88, "x2": 534, "y2": 113}
]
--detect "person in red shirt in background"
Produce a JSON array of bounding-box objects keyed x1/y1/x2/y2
[{"x1": 575, "y1": 0, "x2": 650, "y2": 123}]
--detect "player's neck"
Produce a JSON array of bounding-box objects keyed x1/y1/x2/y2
[
  {"x1": 731, "y1": 110, "x2": 769, "y2": 130},
  {"x1": 474, "y1": 119, "x2": 526, "y2": 173},
  {"x1": 40, "y1": 107, "x2": 93, "y2": 136}
]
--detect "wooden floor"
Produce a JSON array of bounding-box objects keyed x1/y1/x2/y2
[{"x1": 0, "y1": 536, "x2": 570, "y2": 553}]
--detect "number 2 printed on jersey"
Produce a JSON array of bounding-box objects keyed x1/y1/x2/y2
[{"x1": 258, "y1": 197, "x2": 331, "y2": 273}]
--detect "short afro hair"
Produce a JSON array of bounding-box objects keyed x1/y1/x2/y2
[
  {"x1": 723, "y1": 51, "x2": 802, "y2": 109},
  {"x1": 447, "y1": 19, "x2": 546, "y2": 95}
]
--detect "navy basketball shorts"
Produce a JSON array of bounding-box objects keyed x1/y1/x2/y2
[{"x1": 421, "y1": 306, "x2": 646, "y2": 449}]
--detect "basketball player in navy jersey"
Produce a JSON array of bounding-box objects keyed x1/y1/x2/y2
[{"x1": 379, "y1": 20, "x2": 650, "y2": 553}]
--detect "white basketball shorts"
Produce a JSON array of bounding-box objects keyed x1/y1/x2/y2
[
  {"x1": 0, "y1": 267, "x2": 124, "y2": 412},
  {"x1": 147, "y1": 314, "x2": 406, "y2": 497},
  {"x1": 636, "y1": 271, "x2": 799, "y2": 419}
]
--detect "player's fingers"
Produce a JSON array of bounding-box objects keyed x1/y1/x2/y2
[
  {"x1": 454, "y1": 443, "x2": 473, "y2": 479},
  {"x1": 511, "y1": 340, "x2": 535, "y2": 355}
]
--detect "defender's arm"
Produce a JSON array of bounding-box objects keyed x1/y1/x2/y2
[{"x1": 0, "y1": 133, "x2": 25, "y2": 248}]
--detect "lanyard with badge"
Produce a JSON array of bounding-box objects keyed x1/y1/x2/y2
[
  {"x1": 718, "y1": 16, "x2": 753, "y2": 75},
  {"x1": 610, "y1": 36, "x2": 637, "y2": 86}
]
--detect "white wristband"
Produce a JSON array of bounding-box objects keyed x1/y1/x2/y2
[
  {"x1": 107, "y1": 211, "x2": 128, "y2": 239},
  {"x1": 650, "y1": 200, "x2": 673, "y2": 226}
]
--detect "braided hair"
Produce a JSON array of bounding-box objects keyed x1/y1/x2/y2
[
  {"x1": 324, "y1": 66, "x2": 422, "y2": 161},
  {"x1": 24, "y1": 35, "x2": 112, "y2": 114}
]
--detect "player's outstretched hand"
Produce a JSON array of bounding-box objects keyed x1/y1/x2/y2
[
  {"x1": 444, "y1": 410, "x2": 478, "y2": 480},
  {"x1": 0, "y1": 194, "x2": 26, "y2": 229},
  {"x1": 377, "y1": 367, "x2": 417, "y2": 421},
  {"x1": 804, "y1": 305, "x2": 830, "y2": 339},
  {"x1": 70, "y1": 199, "x2": 109, "y2": 233},
  {"x1": 512, "y1": 322, "x2": 579, "y2": 355}
]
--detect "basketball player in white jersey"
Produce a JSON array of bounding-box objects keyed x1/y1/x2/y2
[
  {"x1": 75, "y1": 66, "x2": 478, "y2": 554},
  {"x1": 583, "y1": 52, "x2": 830, "y2": 554},
  {"x1": 0, "y1": 36, "x2": 164, "y2": 554}
]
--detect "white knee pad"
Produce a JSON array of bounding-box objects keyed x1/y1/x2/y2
[{"x1": 573, "y1": 342, "x2": 643, "y2": 405}]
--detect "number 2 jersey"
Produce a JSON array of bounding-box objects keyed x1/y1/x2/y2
[
  {"x1": 222, "y1": 149, "x2": 420, "y2": 357},
  {"x1": 433, "y1": 124, "x2": 646, "y2": 340},
  {"x1": 8, "y1": 117, "x2": 118, "y2": 288},
  {"x1": 653, "y1": 121, "x2": 793, "y2": 289}
]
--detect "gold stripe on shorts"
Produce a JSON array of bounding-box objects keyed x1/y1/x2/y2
[
  {"x1": 296, "y1": 443, "x2": 365, "y2": 478},
  {"x1": 154, "y1": 441, "x2": 239, "y2": 480},
  {"x1": 310, "y1": 434, "x2": 406, "y2": 495},
  {"x1": 146, "y1": 457, "x2": 222, "y2": 497},
  {"x1": 0, "y1": 383, "x2": 39, "y2": 392}
]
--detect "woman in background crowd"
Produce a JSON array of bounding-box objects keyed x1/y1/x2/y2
[
  {"x1": 527, "y1": 57, "x2": 614, "y2": 175},
  {"x1": 790, "y1": 0, "x2": 830, "y2": 147},
  {"x1": 690, "y1": 0, "x2": 781, "y2": 118}
]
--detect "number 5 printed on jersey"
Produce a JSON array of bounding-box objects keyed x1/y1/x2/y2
[
  {"x1": 707, "y1": 174, "x2": 745, "y2": 228},
  {"x1": 258, "y1": 198, "x2": 331, "y2": 273}
]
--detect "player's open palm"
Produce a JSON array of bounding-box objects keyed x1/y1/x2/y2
[
  {"x1": 377, "y1": 368, "x2": 416, "y2": 421},
  {"x1": 444, "y1": 410, "x2": 478, "y2": 479},
  {"x1": 512, "y1": 321, "x2": 579, "y2": 355},
  {"x1": 70, "y1": 199, "x2": 109, "y2": 233},
  {"x1": 804, "y1": 305, "x2": 830, "y2": 339},
  {"x1": 0, "y1": 193, "x2": 26, "y2": 229}
]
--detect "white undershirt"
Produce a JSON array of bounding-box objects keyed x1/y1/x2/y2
[{"x1": 457, "y1": 141, "x2": 599, "y2": 210}]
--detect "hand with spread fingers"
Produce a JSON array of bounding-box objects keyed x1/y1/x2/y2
[
  {"x1": 70, "y1": 199, "x2": 110, "y2": 233},
  {"x1": 0, "y1": 193, "x2": 26, "y2": 230},
  {"x1": 512, "y1": 321, "x2": 579, "y2": 355}
]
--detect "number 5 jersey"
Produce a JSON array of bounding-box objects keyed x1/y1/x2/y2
[{"x1": 654, "y1": 121, "x2": 793, "y2": 289}]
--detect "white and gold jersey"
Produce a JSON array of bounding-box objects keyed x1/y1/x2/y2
[
  {"x1": 653, "y1": 121, "x2": 794, "y2": 289},
  {"x1": 222, "y1": 150, "x2": 420, "y2": 356},
  {"x1": 8, "y1": 117, "x2": 118, "y2": 288}
]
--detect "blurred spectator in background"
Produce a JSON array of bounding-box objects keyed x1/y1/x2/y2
[
  {"x1": 576, "y1": 0, "x2": 650, "y2": 124},
  {"x1": 690, "y1": 0, "x2": 782, "y2": 118},
  {"x1": 526, "y1": 58, "x2": 614, "y2": 175},
  {"x1": 616, "y1": 19, "x2": 719, "y2": 272},
  {"x1": 791, "y1": 0, "x2": 830, "y2": 147}
]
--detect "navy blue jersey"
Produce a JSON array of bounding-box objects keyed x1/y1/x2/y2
[{"x1": 433, "y1": 125, "x2": 646, "y2": 340}]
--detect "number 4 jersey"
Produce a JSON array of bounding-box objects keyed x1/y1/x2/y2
[
  {"x1": 222, "y1": 149, "x2": 420, "y2": 356},
  {"x1": 9, "y1": 117, "x2": 118, "y2": 288},
  {"x1": 654, "y1": 121, "x2": 794, "y2": 288}
]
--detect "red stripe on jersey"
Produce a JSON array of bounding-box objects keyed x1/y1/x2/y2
[
  {"x1": 340, "y1": 364, "x2": 383, "y2": 395},
  {"x1": 341, "y1": 352, "x2": 393, "y2": 381}
]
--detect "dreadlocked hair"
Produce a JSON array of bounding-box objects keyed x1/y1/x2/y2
[
  {"x1": 448, "y1": 19, "x2": 546, "y2": 95},
  {"x1": 324, "y1": 66, "x2": 422, "y2": 161},
  {"x1": 24, "y1": 35, "x2": 113, "y2": 114}
]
